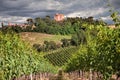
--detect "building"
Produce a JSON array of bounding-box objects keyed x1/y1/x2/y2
[
  {"x1": 1, "y1": 22, "x2": 36, "y2": 30},
  {"x1": 108, "y1": 24, "x2": 116, "y2": 29},
  {"x1": 54, "y1": 13, "x2": 64, "y2": 21}
]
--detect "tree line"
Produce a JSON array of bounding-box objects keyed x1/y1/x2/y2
[{"x1": 1, "y1": 16, "x2": 107, "y2": 35}]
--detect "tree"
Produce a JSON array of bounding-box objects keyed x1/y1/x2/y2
[
  {"x1": 27, "y1": 18, "x2": 34, "y2": 26},
  {"x1": 61, "y1": 38, "x2": 71, "y2": 47},
  {"x1": 65, "y1": 26, "x2": 120, "y2": 80},
  {"x1": 71, "y1": 30, "x2": 86, "y2": 46}
]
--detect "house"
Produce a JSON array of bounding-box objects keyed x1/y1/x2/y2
[
  {"x1": 108, "y1": 24, "x2": 116, "y2": 29},
  {"x1": 54, "y1": 13, "x2": 64, "y2": 21},
  {"x1": 1, "y1": 22, "x2": 36, "y2": 30}
]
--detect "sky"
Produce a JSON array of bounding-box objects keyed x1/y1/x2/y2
[{"x1": 0, "y1": 0, "x2": 120, "y2": 25}]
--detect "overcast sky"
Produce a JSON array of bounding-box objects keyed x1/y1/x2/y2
[{"x1": 0, "y1": 0, "x2": 120, "y2": 24}]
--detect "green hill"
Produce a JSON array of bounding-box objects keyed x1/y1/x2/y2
[{"x1": 20, "y1": 32, "x2": 71, "y2": 45}]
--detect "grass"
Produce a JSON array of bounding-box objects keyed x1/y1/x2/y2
[{"x1": 20, "y1": 32, "x2": 71, "y2": 45}]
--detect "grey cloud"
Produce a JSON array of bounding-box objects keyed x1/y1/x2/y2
[
  {"x1": 0, "y1": 0, "x2": 28, "y2": 9},
  {"x1": 3, "y1": 9, "x2": 58, "y2": 17},
  {"x1": 0, "y1": 0, "x2": 119, "y2": 24},
  {"x1": 109, "y1": 0, "x2": 120, "y2": 9}
]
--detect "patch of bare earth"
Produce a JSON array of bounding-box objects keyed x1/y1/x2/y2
[
  {"x1": 19, "y1": 32, "x2": 71, "y2": 45},
  {"x1": 20, "y1": 32, "x2": 54, "y2": 45}
]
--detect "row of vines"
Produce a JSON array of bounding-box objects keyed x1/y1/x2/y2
[
  {"x1": 0, "y1": 31, "x2": 58, "y2": 80},
  {"x1": 44, "y1": 46, "x2": 78, "y2": 66}
]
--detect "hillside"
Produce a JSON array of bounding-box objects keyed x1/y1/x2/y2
[{"x1": 20, "y1": 32, "x2": 71, "y2": 45}]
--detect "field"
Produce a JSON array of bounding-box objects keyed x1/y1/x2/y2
[
  {"x1": 20, "y1": 32, "x2": 71, "y2": 45},
  {"x1": 44, "y1": 46, "x2": 78, "y2": 66}
]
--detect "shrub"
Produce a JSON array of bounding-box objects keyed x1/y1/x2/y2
[
  {"x1": 61, "y1": 38, "x2": 71, "y2": 47},
  {"x1": 44, "y1": 41, "x2": 58, "y2": 51}
]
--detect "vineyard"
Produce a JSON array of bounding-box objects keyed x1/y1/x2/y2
[
  {"x1": 44, "y1": 46, "x2": 78, "y2": 66},
  {"x1": 0, "y1": 31, "x2": 58, "y2": 80}
]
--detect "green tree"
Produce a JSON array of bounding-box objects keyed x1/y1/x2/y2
[
  {"x1": 27, "y1": 18, "x2": 34, "y2": 25},
  {"x1": 65, "y1": 26, "x2": 120, "y2": 80},
  {"x1": 71, "y1": 30, "x2": 86, "y2": 46}
]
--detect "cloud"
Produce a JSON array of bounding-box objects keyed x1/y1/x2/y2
[
  {"x1": 0, "y1": 0, "x2": 119, "y2": 24},
  {"x1": 0, "y1": 16, "x2": 29, "y2": 27},
  {"x1": 66, "y1": 7, "x2": 109, "y2": 17},
  {"x1": 109, "y1": 0, "x2": 120, "y2": 9},
  {"x1": 0, "y1": 16, "x2": 29, "y2": 23}
]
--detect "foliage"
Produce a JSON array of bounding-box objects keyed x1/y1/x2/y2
[
  {"x1": 96, "y1": 27, "x2": 120, "y2": 79},
  {"x1": 33, "y1": 41, "x2": 60, "y2": 52},
  {"x1": 61, "y1": 38, "x2": 71, "y2": 47},
  {"x1": 33, "y1": 43, "x2": 43, "y2": 52},
  {"x1": 11, "y1": 26, "x2": 23, "y2": 33},
  {"x1": 1, "y1": 16, "x2": 107, "y2": 35},
  {"x1": 65, "y1": 25, "x2": 120, "y2": 80},
  {"x1": 33, "y1": 16, "x2": 106, "y2": 35},
  {"x1": 0, "y1": 31, "x2": 58, "y2": 80},
  {"x1": 44, "y1": 41, "x2": 58, "y2": 51},
  {"x1": 64, "y1": 5, "x2": 120, "y2": 79},
  {"x1": 110, "y1": 12, "x2": 120, "y2": 27},
  {"x1": 108, "y1": 0, "x2": 120, "y2": 27},
  {"x1": 71, "y1": 30, "x2": 86, "y2": 46}
]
